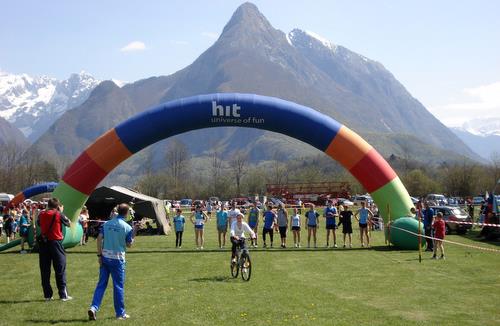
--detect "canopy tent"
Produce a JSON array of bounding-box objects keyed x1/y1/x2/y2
[{"x1": 86, "y1": 186, "x2": 170, "y2": 235}]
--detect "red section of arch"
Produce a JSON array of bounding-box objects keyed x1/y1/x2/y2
[
  {"x1": 349, "y1": 148, "x2": 397, "y2": 193},
  {"x1": 62, "y1": 151, "x2": 107, "y2": 195}
]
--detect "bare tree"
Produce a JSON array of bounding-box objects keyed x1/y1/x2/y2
[
  {"x1": 229, "y1": 151, "x2": 248, "y2": 196},
  {"x1": 490, "y1": 151, "x2": 500, "y2": 191},
  {"x1": 209, "y1": 149, "x2": 224, "y2": 195},
  {"x1": 165, "y1": 139, "x2": 190, "y2": 196}
]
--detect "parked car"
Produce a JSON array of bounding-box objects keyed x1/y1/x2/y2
[
  {"x1": 351, "y1": 195, "x2": 372, "y2": 206},
  {"x1": 472, "y1": 196, "x2": 485, "y2": 205},
  {"x1": 336, "y1": 198, "x2": 354, "y2": 206},
  {"x1": 179, "y1": 199, "x2": 192, "y2": 207},
  {"x1": 431, "y1": 206, "x2": 472, "y2": 234},
  {"x1": 426, "y1": 194, "x2": 447, "y2": 205}
]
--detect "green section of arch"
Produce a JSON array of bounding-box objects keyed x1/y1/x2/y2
[
  {"x1": 370, "y1": 177, "x2": 414, "y2": 223},
  {"x1": 52, "y1": 181, "x2": 86, "y2": 248}
]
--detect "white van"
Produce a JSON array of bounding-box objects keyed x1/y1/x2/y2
[{"x1": 0, "y1": 193, "x2": 14, "y2": 206}]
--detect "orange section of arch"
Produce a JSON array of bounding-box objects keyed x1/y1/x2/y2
[
  {"x1": 85, "y1": 128, "x2": 132, "y2": 173},
  {"x1": 324, "y1": 125, "x2": 373, "y2": 170}
]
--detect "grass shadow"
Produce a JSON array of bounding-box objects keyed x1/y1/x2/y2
[
  {"x1": 189, "y1": 275, "x2": 233, "y2": 283},
  {"x1": 25, "y1": 318, "x2": 91, "y2": 324},
  {"x1": 0, "y1": 299, "x2": 46, "y2": 304},
  {"x1": 460, "y1": 229, "x2": 500, "y2": 247}
]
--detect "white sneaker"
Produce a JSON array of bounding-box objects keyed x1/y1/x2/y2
[
  {"x1": 117, "y1": 314, "x2": 130, "y2": 320},
  {"x1": 333, "y1": 244, "x2": 338, "y2": 248},
  {"x1": 44, "y1": 297, "x2": 53, "y2": 302},
  {"x1": 61, "y1": 296, "x2": 73, "y2": 302},
  {"x1": 88, "y1": 308, "x2": 97, "y2": 321},
  {"x1": 349, "y1": 244, "x2": 352, "y2": 248},
  {"x1": 200, "y1": 246, "x2": 204, "y2": 250},
  {"x1": 20, "y1": 250, "x2": 27, "y2": 254}
]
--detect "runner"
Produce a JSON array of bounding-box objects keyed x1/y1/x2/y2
[{"x1": 247, "y1": 202, "x2": 260, "y2": 248}]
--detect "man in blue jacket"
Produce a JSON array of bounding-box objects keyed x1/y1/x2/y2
[
  {"x1": 88, "y1": 203, "x2": 138, "y2": 321},
  {"x1": 422, "y1": 202, "x2": 435, "y2": 252}
]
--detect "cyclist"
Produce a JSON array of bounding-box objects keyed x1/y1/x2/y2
[{"x1": 230, "y1": 213, "x2": 256, "y2": 263}]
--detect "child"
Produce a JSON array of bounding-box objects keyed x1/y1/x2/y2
[
  {"x1": 173, "y1": 209, "x2": 185, "y2": 248},
  {"x1": 432, "y1": 212, "x2": 446, "y2": 260},
  {"x1": 191, "y1": 205, "x2": 208, "y2": 249},
  {"x1": 354, "y1": 201, "x2": 374, "y2": 247},
  {"x1": 290, "y1": 208, "x2": 301, "y2": 248},
  {"x1": 338, "y1": 205, "x2": 353, "y2": 248},
  {"x1": 262, "y1": 204, "x2": 277, "y2": 248},
  {"x1": 305, "y1": 204, "x2": 319, "y2": 248},
  {"x1": 323, "y1": 200, "x2": 338, "y2": 248},
  {"x1": 216, "y1": 205, "x2": 229, "y2": 249}
]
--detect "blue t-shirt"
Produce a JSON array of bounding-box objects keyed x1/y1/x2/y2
[
  {"x1": 422, "y1": 208, "x2": 435, "y2": 227},
  {"x1": 216, "y1": 210, "x2": 228, "y2": 227},
  {"x1": 306, "y1": 211, "x2": 319, "y2": 226},
  {"x1": 173, "y1": 215, "x2": 185, "y2": 232},
  {"x1": 100, "y1": 215, "x2": 133, "y2": 261},
  {"x1": 324, "y1": 207, "x2": 337, "y2": 226},
  {"x1": 248, "y1": 208, "x2": 259, "y2": 224},
  {"x1": 19, "y1": 215, "x2": 29, "y2": 233},
  {"x1": 358, "y1": 208, "x2": 369, "y2": 224},
  {"x1": 263, "y1": 211, "x2": 275, "y2": 229}
]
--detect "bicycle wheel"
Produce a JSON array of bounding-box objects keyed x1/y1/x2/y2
[
  {"x1": 230, "y1": 256, "x2": 239, "y2": 278},
  {"x1": 240, "y1": 253, "x2": 252, "y2": 281}
]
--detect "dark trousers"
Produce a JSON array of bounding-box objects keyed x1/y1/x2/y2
[
  {"x1": 425, "y1": 227, "x2": 433, "y2": 251},
  {"x1": 38, "y1": 240, "x2": 68, "y2": 299},
  {"x1": 263, "y1": 228, "x2": 273, "y2": 244},
  {"x1": 230, "y1": 237, "x2": 247, "y2": 258},
  {"x1": 175, "y1": 231, "x2": 183, "y2": 247}
]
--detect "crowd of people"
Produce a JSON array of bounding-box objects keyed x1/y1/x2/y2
[{"x1": 170, "y1": 200, "x2": 381, "y2": 250}]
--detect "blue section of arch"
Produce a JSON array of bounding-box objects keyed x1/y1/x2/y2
[
  {"x1": 23, "y1": 182, "x2": 58, "y2": 199},
  {"x1": 115, "y1": 93, "x2": 342, "y2": 154}
]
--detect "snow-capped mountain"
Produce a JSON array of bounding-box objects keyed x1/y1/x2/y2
[
  {"x1": 0, "y1": 71, "x2": 100, "y2": 142},
  {"x1": 458, "y1": 117, "x2": 500, "y2": 137},
  {"x1": 451, "y1": 117, "x2": 500, "y2": 160}
]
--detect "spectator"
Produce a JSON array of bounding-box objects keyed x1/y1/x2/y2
[
  {"x1": 228, "y1": 202, "x2": 241, "y2": 225},
  {"x1": 0, "y1": 210, "x2": 3, "y2": 241},
  {"x1": 37, "y1": 198, "x2": 72, "y2": 301},
  {"x1": 79, "y1": 206, "x2": 90, "y2": 245},
  {"x1": 277, "y1": 204, "x2": 288, "y2": 248},
  {"x1": 19, "y1": 209, "x2": 30, "y2": 253},
  {"x1": 247, "y1": 202, "x2": 260, "y2": 248},
  {"x1": 338, "y1": 205, "x2": 353, "y2": 248},
  {"x1": 190, "y1": 205, "x2": 208, "y2": 250},
  {"x1": 4, "y1": 210, "x2": 13, "y2": 243},
  {"x1": 173, "y1": 209, "x2": 185, "y2": 248},
  {"x1": 421, "y1": 202, "x2": 435, "y2": 252},
  {"x1": 290, "y1": 208, "x2": 301, "y2": 248},
  {"x1": 354, "y1": 201, "x2": 374, "y2": 247},
  {"x1": 323, "y1": 200, "x2": 338, "y2": 248},
  {"x1": 262, "y1": 204, "x2": 277, "y2": 248},
  {"x1": 88, "y1": 203, "x2": 138, "y2": 320},
  {"x1": 432, "y1": 212, "x2": 446, "y2": 260},
  {"x1": 296, "y1": 198, "x2": 303, "y2": 214},
  {"x1": 305, "y1": 204, "x2": 319, "y2": 248},
  {"x1": 216, "y1": 205, "x2": 229, "y2": 249}
]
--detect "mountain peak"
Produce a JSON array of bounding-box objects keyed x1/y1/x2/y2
[{"x1": 220, "y1": 2, "x2": 275, "y2": 38}]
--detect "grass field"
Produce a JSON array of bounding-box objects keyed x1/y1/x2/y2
[{"x1": 1, "y1": 215, "x2": 500, "y2": 326}]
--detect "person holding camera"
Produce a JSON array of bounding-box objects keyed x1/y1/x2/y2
[{"x1": 37, "y1": 198, "x2": 72, "y2": 301}]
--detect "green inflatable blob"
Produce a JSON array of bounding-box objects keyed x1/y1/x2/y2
[{"x1": 385, "y1": 217, "x2": 424, "y2": 250}]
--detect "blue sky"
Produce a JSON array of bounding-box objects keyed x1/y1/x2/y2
[{"x1": 1, "y1": 0, "x2": 499, "y2": 126}]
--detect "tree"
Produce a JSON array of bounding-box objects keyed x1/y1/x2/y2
[
  {"x1": 229, "y1": 151, "x2": 248, "y2": 196},
  {"x1": 208, "y1": 149, "x2": 224, "y2": 195},
  {"x1": 165, "y1": 139, "x2": 190, "y2": 197}
]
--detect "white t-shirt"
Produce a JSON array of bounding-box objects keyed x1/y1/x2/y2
[
  {"x1": 292, "y1": 214, "x2": 301, "y2": 227},
  {"x1": 228, "y1": 208, "x2": 241, "y2": 223},
  {"x1": 230, "y1": 221, "x2": 256, "y2": 239}
]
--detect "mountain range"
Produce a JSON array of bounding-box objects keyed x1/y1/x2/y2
[
  {"x1": 1, "y1": 2, "x2": 483, "y2": 186},
  {"x1": 0, "y1": 71, "x2": 100, "y2": 142},
  {"x1": 451, "y1": 117, "x2": 500, "y2": 160}
]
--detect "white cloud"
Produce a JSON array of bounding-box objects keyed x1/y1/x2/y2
[
  {"x1": 120, "y1": 41, "x2": 146, "y2": 52},
  {"x1": 201, "y1": 31, "x2": 218, "y2": 40},
  {"x1": 428, "y1": 81, "x2": 500, "y2": 127}
]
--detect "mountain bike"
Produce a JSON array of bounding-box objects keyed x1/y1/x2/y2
[{"x1": 230, "y1": 238, "x2": 252, "y2": 281}]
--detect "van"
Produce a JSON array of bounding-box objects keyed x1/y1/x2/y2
[
  {"x1": 425, "y1": 194, "x2": 446, "y2": 205},
  {"x1": 0, "y1": 193, "x2": 14, "y2": 206}
]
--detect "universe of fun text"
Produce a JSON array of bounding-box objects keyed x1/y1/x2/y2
[{"x1": 210, "y1": 101, "x2": 264, "y2": 124}]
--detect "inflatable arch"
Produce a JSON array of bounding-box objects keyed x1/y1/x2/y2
[
  {"x1": 52, "y1": 93, "x2": 416, "y2": 249},
  {"x1": 8, "y1": 182, "x2": 59, "y2": 207},
  {"x1": 0, "y1": 182, "x2": 65, "y2": 252}
]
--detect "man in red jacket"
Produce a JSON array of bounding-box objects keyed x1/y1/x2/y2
[{"x1": 37, "y1": 198, "x2": 72, "y2": 301}]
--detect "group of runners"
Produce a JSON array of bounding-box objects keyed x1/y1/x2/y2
[{"x1": 171, "y1": 200, "x2": 378, "y2": 250}]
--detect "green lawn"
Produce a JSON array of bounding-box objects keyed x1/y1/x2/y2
[{"x1": 1, "y1": 217, "x2": 500, "y2": 326}]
